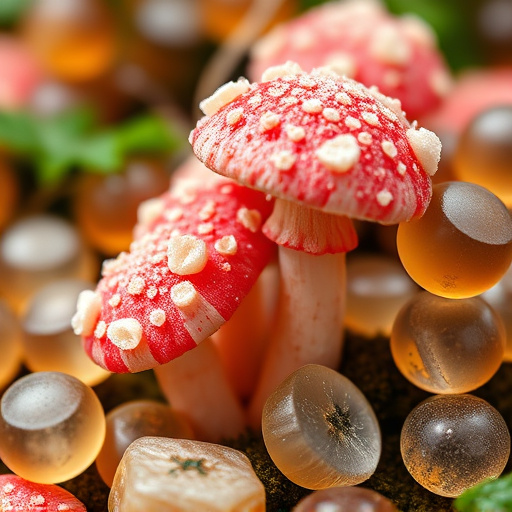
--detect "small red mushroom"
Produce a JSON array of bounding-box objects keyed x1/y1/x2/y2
[
  {"x1": 0, "y1": 474, "x2": 86, "y2": 512},
  {"x1": 248, "y1": 0, "x2": 452, "y2": 120},
  {"x1": 190, "y1": 62, "x2": 441, "y2": 425},
  {"x1": 73, "y1": 178, "x2": 275, "y2": 440}
]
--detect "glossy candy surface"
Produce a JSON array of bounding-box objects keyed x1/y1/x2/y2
[
  {"x1": 481, "y1": 263, "x2": 512, "y2": 361},
  {"x1": 96, "y1": 399, "x2": 194, "y2": 487},
  {"x1": 73, "y1": 158, "x2": 170, "y2": 256},
  {"x1": 21, "y1": 279, "x2": 111, "y2": 386},
  {"x1": 346, "y1": 253, "x2": 418, "y2": 337},
  {"x1": 262, "y1": 364, "x2": 381, "y2": 490},
  {"x1": 109, "y1": 436, "x2": 265, "y2": 511},
  {"x1": 401, "y1": 394, "x2": 510, "y2": 497},
  {"x1": 0, "y1": 300, "x2": 23, "y2": 390},
  {"x1": 391, "y1": 291, "x2": 505, "y2": 393},
  {"x1": 22, "y1": 0, "x2": 117, "y2": 82},
  {"x1": 0, "y1": 215, "x2": 98, "y2": 314},
  {"x1": 292, "y1": 486, "x2": 398, "y2": 512},
  {"x1": 0, "y1": 371, "x2": 106, "y2": 484},
  {"x1": 454, "y1": 106, "x2": 512, "y2": 207},
  {"x1": 397, "y1": 181, "x2": 512, "y2": 298}
]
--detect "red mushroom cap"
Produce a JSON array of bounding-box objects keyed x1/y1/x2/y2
[
  {"x1": 248, "y1": 0, "x2": 451, "y2": 120},
  {"x1": 73, "y1": 180, "x2": 275, "y2": 373},
  {"x1": 191, "y1": 63, "x2": 441, "y2": 228},
  {"x1": 0, "y1": 474, "x2": 86, "y2": 511},
  {"x1": 422, "y1": 66, "x2": 512, "y2": 135}
]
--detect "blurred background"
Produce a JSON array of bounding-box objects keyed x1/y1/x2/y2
[{"x1": 0, "y1": 0, "x2": 509, "y2": 257}]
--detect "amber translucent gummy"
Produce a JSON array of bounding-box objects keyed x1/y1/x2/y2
[
  {"x1": 391, "y1": 291, "x2": 505, "y2": 393},
  {"x1": 397, "y1": 181, "x2": 512, "y2": 298},
  {"x1": 96, "y1": 400, "x2": 194, "y2": 487},
  {"x1": 0, "y1": 371, "x2": 106, "y2": 484},
  {"x1": 262, "y1": 364, "x2": 381, "y2": 490},
  {"x1": 401, "y1": 394, "x2": 510, "y2": 497}
]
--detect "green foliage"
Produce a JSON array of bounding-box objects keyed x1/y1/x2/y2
[
  {"x1": 0, "y1": 0, "x2": 32, "y2": 28},
  {"x1": 454, "y1": 473, "x2": 512, "y2": 512},
  {"x1": 0, "y1": 107, "x2": 184, "y2": 185}
]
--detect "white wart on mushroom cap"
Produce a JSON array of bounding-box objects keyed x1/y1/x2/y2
[
  {"x1": 191, "y1": 64, "x2": 441, "y2": 227},
  {"x1": 248, "y1": 0, "x2": 451, "y2": 120},
  {"x1": 74, "y1": 181, "x2": 275, "y2": 373}
]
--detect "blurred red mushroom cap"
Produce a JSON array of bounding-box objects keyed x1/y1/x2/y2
[
  {"x1": 0, "y1": 474, "x2": 86, "y2": 511},
  {"x1": 72, "y1": 180, "x2": 275, "y2": 373},
  {"x1": 248, "y1": 0, "x2": 451, "y2": 120}
]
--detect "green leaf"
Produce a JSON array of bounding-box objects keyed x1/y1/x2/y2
[
  {"x1": 0, "y1": 107, "x2": 185, "y2": 185},
  {"x1": 0, "y1": 0, "x2": 32, "y2": 27},
  {"x1": 454, "y1": 473, "x2": 512, "y2": 512},
  {"x1": 0, "y1": 111, "x2": 38, "y2": 153}
]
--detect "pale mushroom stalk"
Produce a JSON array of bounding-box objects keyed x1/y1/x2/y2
[
  {"x1": 211, "y1": 263, "x2": 278, "y2": 402},
  {"x1": 154, "y1": 338, "x2": 246, "y2": 442},
  {"x1": 248, "y1": 198, "x2": 353, "y2": 426},
  {"x1": 190, "y1": 64, "x2": 441, "y2": 429}
]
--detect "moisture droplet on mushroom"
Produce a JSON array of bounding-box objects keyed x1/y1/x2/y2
[
  {"x1": 454, "y1": 105, "x2": 512, "y2": 207},
  {"x1": 0, "y1": 371, "x2": 106, "y2": 484},
  {"x1": 96, "y1": 399, "x2": 194, "y2": 487},
  {"x1": 262, "y1": 364, "x2": 381, "y2": 490},
  {"x1": 397, "y1": 181, "x2": 512, "y2": 298},
  {"x1": 391, "y1": 291, "x2": 505, "y2": 393},
  {"x1": 292, "y1": 486, "x2": 398, "y2": 512},
  {"x1": 401, "y1": 394, "x2": 510, "y2": 497}
]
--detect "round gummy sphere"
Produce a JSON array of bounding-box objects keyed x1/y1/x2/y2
[
  {"x1": 391, "y1": 291, "x2": 505, "y2": 394},
  {"x1": 262, "y1": 364, "x2": 381, "y2": 490},
  {"x1": 397, "y1": 181, "x2": 512, "y2": 298},
  {"x1": 292, "y1": 486, "x2": 398, "y2": 511},
  {"x1": 454, "y1": 106, "x2": 512, "y2": 206},
  {"x1": 0, "y1": 371, "x2": 106, "y2": 484},
  {"x1": 401, "y1": 394, "x2": 510, "y2": 497}
]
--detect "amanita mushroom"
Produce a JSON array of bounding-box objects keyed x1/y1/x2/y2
[
  {"x1": 73, "y1": 178, "x2": 275, "y2": 440},
  {"x1": 248, "y1": 0, "x2": 452, "y2": 120},
  {"x1": 190, "y1": 62, "x2": 441, "y2": 425},
  {"x1": 0, "y1": 474, "x2": 86, "y2": 511}
]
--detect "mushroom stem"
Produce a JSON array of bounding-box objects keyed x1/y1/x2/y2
[
  {"x1": 154, "y1": 337, "x2": 246, "y2": 443},
  {"x1": 211, "y1": 262, "x2": 279, "y2": 402},
  {"x1": 248, "y1": 244, "x2": 347, "y2": 428}
]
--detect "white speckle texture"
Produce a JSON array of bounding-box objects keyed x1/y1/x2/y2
[
  {"x1": 237, "y1": 208, "x2": 262, "y2": 232},
  {"x1": 128, "y1": 276, "x2": 145, "y2": 295},
  {"x1": 71, "y1": 290, "x2": 101, "y2": 337},
  {"x1": 226, "y1": 107, "x2": 244, "y2": 125},
  {"x1": 406, "y1": 126, "x2": 441, "y2": 176},
  {"x1": 377, "y1": 189, "x2": 394, "y2": 206},
  {"x1": 168, "y1": 234, "x2": 208, "y2": 275},
  {"x1": 316, "y1": 134, "x2": 361, "y2": 173},
  {"x1": 215, "y1": 235, "x2": 238, "y2": 255},
  {"x1": 107, "y1": 318, "x2": 143, "y2": 350},
  {"x1": 381, "y1": 140, "x2": 398, "y2": 158},
  {"x1": 149, "y1": 309, "x2": 166, "y2": 327},
  {"x1": 270, "y1": 150, "x2": 296, "y2": 171},
  {"x1": 200, "y1": 78, "x2": 250, "y2": 116},
  {"x1": 302, "y1": 98, "x2": 323, "y2": 113},
  {"x1": 261, "y1": 61, "x2": 302, "y2": 82},
  {"x1": 260, "y1": 111, "x2": 281, "y2": 131},
  {"x1": 285, "y1": 124, "x2": 306, "y2": 142},
  {"x1": 171, "y1": 281, "x2": 198, "y2": 308}
]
